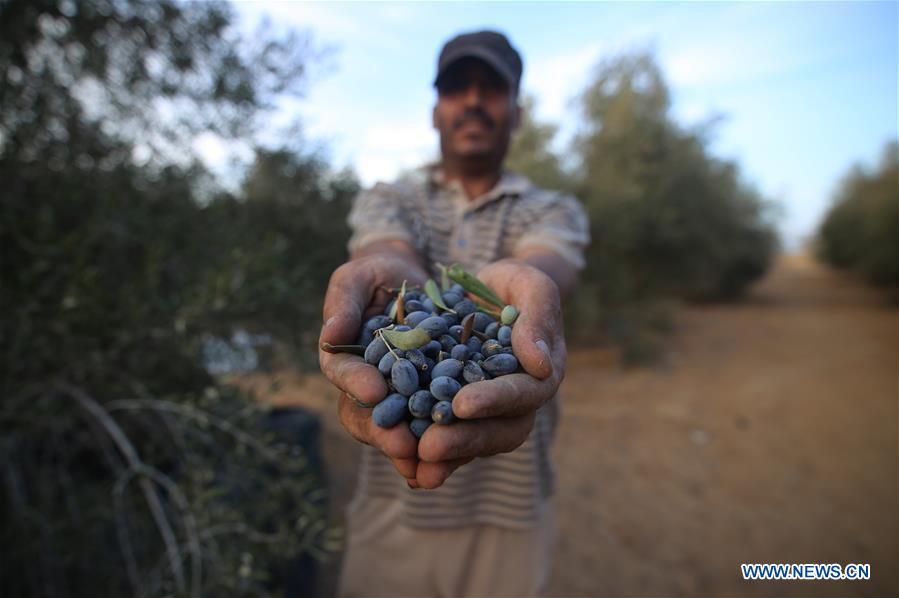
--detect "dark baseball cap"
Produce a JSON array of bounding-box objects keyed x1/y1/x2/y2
[{"x1": 434, "y1": 30, "x2": 523, "y2": 92}]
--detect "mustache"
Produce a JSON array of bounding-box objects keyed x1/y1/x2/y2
[{"x1": 453, "y1": 109, "x2": 494, "y2": 130}]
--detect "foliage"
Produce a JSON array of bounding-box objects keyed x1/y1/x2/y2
[
  {"x1": 2, "y1": 385, "x2": 337, "y2": 597},
  {"x1": 507, "y1": 52, "x2": 779, "y2": 359},
  {"x1": 572, "y1": 51, "x2": 778, "y2": 305},
  {"x1": 817, "y1": 141, "x2": 899, "y2": 293},
  {"x1": 0, "y1": 0, "x2": 308, "y2": 166},
  {"x1": 506, "y1": 95, "x2": 570, "y2": 193},
  {"x1": 0, "y1": 0, "x2": 351, "y2": 595},
  {"x1": 201, "y1": 148, "x2": 356, "y2": 369}
]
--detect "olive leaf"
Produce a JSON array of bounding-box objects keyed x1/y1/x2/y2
[
  {"x1": 380, "y1": 327, "x2": 431, "y2": 350},
  {"x1": 396, "y1": 280, "x2": 406, "y2": 323},
  {"x1": 447, "y1": 263, "x2": 505, "y2": 309},
  {"x1": 376, "y1": 329, "x2": 400, "y2": 359},
  {"x1": 388, "y1": 280, "x2": 406, "y2": 322},
  {"x1": 460, "y1": 312, "x2": 474, "y2": 344},
  {"x1": 388, "y1": 299, "x2": 398, "y2": 322},
  {"x1": 319, "y1": 343, "x2": 365, "y2": 356},
  {"x1": 437, "y1": 263, "x2": 450, "y2": 291},
  {"x1": 424, "y1": 279, "x2": 455, "y2": 313}
]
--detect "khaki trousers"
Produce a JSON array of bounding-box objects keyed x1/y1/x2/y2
[{"x1": 337, "y1": 496, "x2": 556, "y2": 598}]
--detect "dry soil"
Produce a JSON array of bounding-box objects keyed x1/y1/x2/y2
[{"x1": 240, "y1": 254, "x2": 898, "y2": 597}]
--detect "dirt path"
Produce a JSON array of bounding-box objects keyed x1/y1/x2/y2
[
  {"x1": 551, "y1": 254, "x2": 897, "y2": 597},
  {"x1": 242, "y1": 254, "x2": 898, "y2": 597}
]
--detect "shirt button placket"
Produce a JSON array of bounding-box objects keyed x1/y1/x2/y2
[{"x1": 456, "y1": 210, "x2": 471, "y2": 261}]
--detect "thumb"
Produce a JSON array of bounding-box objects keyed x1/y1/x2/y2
[
  {"x1": 320, "y1": 313, "x2": 361, "y2": 347},
  {"x1": 513, "y1": 333, "x2": 553, "y2": 380}
]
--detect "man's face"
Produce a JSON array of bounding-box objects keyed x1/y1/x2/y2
[{"x1": 432, "y1": 57, "x2": 520, "y2": 167}]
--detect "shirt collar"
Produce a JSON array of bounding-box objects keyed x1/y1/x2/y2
[{"x1": 426, "y1": 163, "x2": 531, "y2": 210}]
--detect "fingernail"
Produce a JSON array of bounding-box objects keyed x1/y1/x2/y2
[
  {"x1": 324, "y1": 316, "x2": 338, "y2": 328},
  {"x1": 406, "y1": 479, "x2": 419, "y2": 490}
]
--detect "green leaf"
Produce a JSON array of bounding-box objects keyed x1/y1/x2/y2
[
  {"x1": 380, "y1": 327, "x2": 431, "y2": 350},
  {"x1": 437, "y1": 263, "x2": 450, "y2": 291},
  {"x1": 424, "y1": 279, "x2": 454, "y2": 312},
  {"x1": 448, "y1": 263, "x2": 505, "y2": 308},
  {"x1": 388, "y1": 298, "x2": 398, "y2": 321}
]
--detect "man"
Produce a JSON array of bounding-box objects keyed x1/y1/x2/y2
[{"x1": 318, "y1": 30, "x2": 589, "y2": 597}]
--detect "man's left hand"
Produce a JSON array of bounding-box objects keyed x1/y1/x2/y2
[{"x1": 414, "y1": 259, "x2": 567, "y2": 488}]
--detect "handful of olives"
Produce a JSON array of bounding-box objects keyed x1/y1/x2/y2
[{"x1": 321, "y1": 264, "x2": 521, "y2": 438}]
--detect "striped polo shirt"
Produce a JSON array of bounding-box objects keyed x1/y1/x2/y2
[{"x1": 346, "y1": 164, "x2": 589, "y2": 530}]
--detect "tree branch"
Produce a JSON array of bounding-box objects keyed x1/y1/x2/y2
[
  {"x1": 57, "y1": 383, "x2": 193, "y2": 595},
  {"x1": 106, "y1": 398, "x2": 300, "y2": 466}
]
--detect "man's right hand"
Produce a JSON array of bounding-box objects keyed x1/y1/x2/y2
[{"x1": 318, "y1": 248, "x2": 427, "y2": 486}]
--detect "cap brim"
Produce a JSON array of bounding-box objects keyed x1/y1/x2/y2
[{"x1": 433, "y1": 46, "x2": 516, "y2": 89}]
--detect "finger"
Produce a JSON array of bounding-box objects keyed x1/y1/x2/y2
[
  {"x1": 481, "y1": 262, "x2": 558, "y2": 320},
  {"x1": 320, "y1": 352, "x2": 387, "y2": 405},
  {"x1": 340, "y1": 395, "x2": 418, "y2": 479},
  {"x1": 479, "y1": 264, "x2": 559, "y2": 380},
  {"x1": 389, "y1": 457, "x2": 419, "y2": 481},
  {"x1": 417, "y1": 413, "x2": 535, "y2": 463},
  {"x1": 511, "y1": 329, "x2": 554, "y2": 380},
  {"x1": 508, "y1": 278, "x2": 559, "y2": 380},
  {"x1": 415, "y1": 457, "x2": 473, "y2": 489},
  {"x1": 452, "y1": 373, "x2": 554, "y2": 419},
  {"x1": 320, "y1": 264, "x2": 375, "y2": 345},
  {"x1": 338, "y1": 394, "x2": 418, "y2": 461},
  {"x1": 366, "y1": 420, "x2": 418, "y2": 461}
]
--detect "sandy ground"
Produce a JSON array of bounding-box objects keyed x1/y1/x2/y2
[{"x1": 241, "y1": 254, "x2": 898, "y2": 597}]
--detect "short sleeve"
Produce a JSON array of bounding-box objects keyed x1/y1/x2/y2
[
  {"x1": 347, "y1": 182, "x2": 416, "y2": 254},
  {"x1": 514, "y1": 194, "x2": 590, "y2": 269}
]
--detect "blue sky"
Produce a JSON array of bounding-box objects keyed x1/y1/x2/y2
[{"x1": 213, "y1": 1, "x2": 897, "y2": 248}]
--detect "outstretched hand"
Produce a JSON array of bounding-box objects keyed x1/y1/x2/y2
[
  {"x1": 414, "y1": 259, "x2": 567, "y2": 488},
  {"x1": 319, "y1": 255, "x2": 567, "y2": 490},
  {"x1": 318, "y1": 252, "x2": 427, "y2": 484}
]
